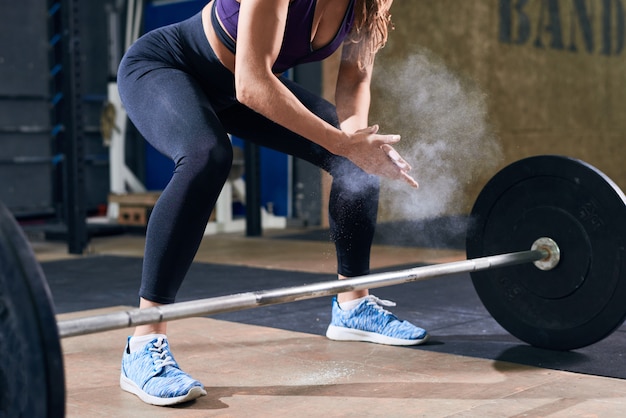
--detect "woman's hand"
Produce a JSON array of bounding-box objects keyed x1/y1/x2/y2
[{"x1": 335, "y1": 125, "x2": 419, "y2": 189}]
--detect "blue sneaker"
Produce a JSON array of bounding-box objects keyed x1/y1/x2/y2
[
  {"x1": 120, "y1": 336, "x2": 206, "y2": 406},
  {"x1": 326, "y1": 295, "x2": 429, "y2": 346}
]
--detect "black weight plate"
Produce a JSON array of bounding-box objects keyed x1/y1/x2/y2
[
  {"x1": 0, "y1": 201, "x2": 65, "y2": 417},
  {"x1": 467, "y1": 155, "x2": 626, "y2": 350}
]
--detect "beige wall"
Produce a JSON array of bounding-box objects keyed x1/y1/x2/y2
[{"x1": 322, "y1": 0, "x2": 626, "y2": 223}]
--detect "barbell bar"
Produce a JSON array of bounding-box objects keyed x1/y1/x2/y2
[
  {"x1": 2, "y1": 155, "x2": 626, "y2": 418},
  {"x1": 56, "y1": 238, "x2": 558, "y2": 339}
]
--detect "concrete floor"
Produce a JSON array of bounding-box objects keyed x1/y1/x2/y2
[{"x1": 35, "y1": 227, "x2": 626, "y2": 417}]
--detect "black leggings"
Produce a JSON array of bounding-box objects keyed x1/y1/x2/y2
[{"x1": 117, "y1": 12, "x2": 379, "y2": 304}]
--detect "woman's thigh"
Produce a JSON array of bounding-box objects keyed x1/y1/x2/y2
[{"x1": 119, "y1": 67, "x2": 231, "y2": 163}]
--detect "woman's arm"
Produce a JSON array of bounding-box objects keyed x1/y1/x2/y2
[
  {"x1": 234, "y1": 0, "x2": 417, "y2": 187},
  {"x1": 334, "y1": 42, "x2": 418, "y2": 187},
  {"x1": 235, "y1": 0, "x2": 345, "y2": 151},
  {"x1": 335, "y1": 42, "x2": 372, "y2": 133}
]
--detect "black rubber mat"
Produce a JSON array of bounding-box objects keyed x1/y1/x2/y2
[{"x1": 42, "y1": 255, "x2": 626, "y2": 380}]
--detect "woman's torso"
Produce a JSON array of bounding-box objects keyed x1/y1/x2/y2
[{"x1": 204, "y1": 0, "x2": 355, "y2": 73}]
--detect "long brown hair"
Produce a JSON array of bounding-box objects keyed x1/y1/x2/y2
[{"x1": 345, "y1": 0, "x2": 394, "y2": 69}]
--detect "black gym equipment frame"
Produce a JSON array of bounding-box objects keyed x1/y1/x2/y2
[{"x1": 49, "y1": 0, "x2": 88, "y2": 255}]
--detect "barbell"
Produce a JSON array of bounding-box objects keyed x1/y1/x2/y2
[{"x1": 1, "y1": 155, "x2": 626, "y2": 418}]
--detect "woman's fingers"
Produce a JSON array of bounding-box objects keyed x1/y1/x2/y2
[
  {"x1": 400, "y1": 171, "x2": 419, "y2": 189},
  {"x1": 380, "y1": 144, "x2": 418, "y2": 188},
  {"x1": 381, "y1": 144, "x2": 411, "y2": 171},
  {"x1": 370, "y1": 133, "x2": 401, "y2": 147},
  {"x1": 345, "y1": 127, "x2": 418, "y2": 189},
  {"x1": 356, "y1": 125, "x2": 401, "y2": 147},
  {"x1": 354, "y1": 125, "x2": 379, "y2": 135}
]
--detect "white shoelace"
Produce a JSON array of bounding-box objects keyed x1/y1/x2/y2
[
  {"x1": 364, "y1": 295, "x2": 397, "y2": 315},
  {"x1": 150, "y1": 337, "x2": 176, "y2": 368}
]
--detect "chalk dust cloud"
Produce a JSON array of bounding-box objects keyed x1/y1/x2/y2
[{"x1": 371, "y1": 49, "x2": 503, "y2": 245}]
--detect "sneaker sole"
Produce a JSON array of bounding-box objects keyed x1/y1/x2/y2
[
  {"x1": 120, "y1": 374, "x2": 207, "y2": 406},
  {"x1": 326, "y1": 325, "x2": 429, "y2": 346}
]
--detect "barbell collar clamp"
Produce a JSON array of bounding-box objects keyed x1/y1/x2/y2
[{"x1": 531, "y1": 237, "x2": 560, "y2": 271}]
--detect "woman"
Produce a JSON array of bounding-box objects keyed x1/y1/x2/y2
[{"x1": 117, "y1": 0, "x2": 428, "y2": 406}]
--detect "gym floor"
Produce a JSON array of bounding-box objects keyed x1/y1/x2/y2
[{"x1": 33, "y1": 227, "x2": 626, "y2": 417}]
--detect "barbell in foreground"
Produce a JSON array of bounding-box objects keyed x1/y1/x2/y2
[
  {"x1": 56, "y1": 238, "x2": 558, "y2": 339},
  {"x1": 1, "y1": 155, "x2": 625, "y2": 418}
]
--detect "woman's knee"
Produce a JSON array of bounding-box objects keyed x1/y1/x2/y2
[
  {"x1": 174, "y1": 139, "x2": 234, "y2": 186},
  {"x1": 280, "y1": 77, "x2": 339, "y2": 128},
  {"x1": 329, "y1": 156, "x2": 380, "y2": 197},
  {"x1": 316, "y1": 100, "x2": 339, "y2": 128}
]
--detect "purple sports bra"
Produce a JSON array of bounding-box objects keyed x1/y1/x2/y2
[{"x1": 212, "y1": 0, "x2": 356, "y2": 73}]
